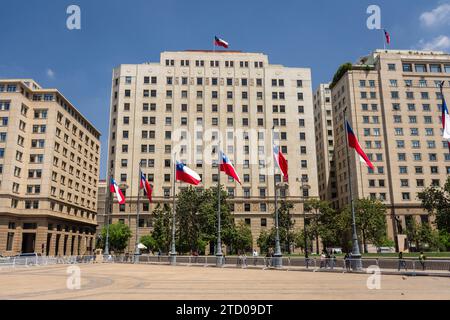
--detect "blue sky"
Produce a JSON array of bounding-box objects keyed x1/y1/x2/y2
[{"x1": 1, "y1": 0, "x2": 449, "y2": 179}]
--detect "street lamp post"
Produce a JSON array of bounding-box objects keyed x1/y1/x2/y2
[
  {"x1": 298, "y1": 177, "x2": 310, "y2": 266},
  {"x1": 343, "y1": 108, "x2": 362, "y2": 270}
]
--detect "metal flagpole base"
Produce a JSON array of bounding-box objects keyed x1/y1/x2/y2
[
  {"x1": 216, "y1": 254, "x2": 224, "y2": 267},
  {"x1": 170, "y1": 253, "x2": 177, "y2": 266},
  {"x1": 272, "y1": 254, "x2": 283, "y2": 268},
  {"x1": 351, "y1": 253, "x2": 362, "y2": 271}
]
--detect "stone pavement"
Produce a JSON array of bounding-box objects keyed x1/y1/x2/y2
[{"x1": 0, "y1": 263, "x2": 449, "y2": 300}]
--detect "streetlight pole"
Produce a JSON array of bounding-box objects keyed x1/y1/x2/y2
[
  {"x1": 104, "y1": 168, "x2": 112, "y2": 255},
  {"x1": 272, "y1": 127, "x2": 282, "y2": 268},
  {"x1": 301, "y1": 177, "x2": 308, "y2": 261},
  {"x1": 170, "y1": 152, "x2": 177, "y2": 266},
  {"x1": 134, "y1": 164, "x2": 142, "y2": 262},
  {"x1": 343, "y1": 108, "x2": 362, "y2": 270}
]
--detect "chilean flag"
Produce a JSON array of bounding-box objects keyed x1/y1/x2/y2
[
  {"x1": 176, "y1": 162, "x2": 201, "y2": 185},
  {"x1": 384, "y1": 29, "x2": 391, "y2": 45},
  {"x1": 109, "y1": 178, "x2": 126, "y2": 205},
  {"x1": 214, "y1": 36, "x2": 229, "y2": 48},
  {"x1": 439, "y1": 82, "x2": 450, "y2": 152},
  {"x1": 140, "y1": 171, "x2": 153, "y2": 202},
  {"x1": 346, "y1": 121, "x2": 375, "y2": 170},
  {"x1": 273, "y1": 145, "x2": 288, "y2": 179},
  {"x1": 219, "y1": 151, "x2": 241, "y2": 184}
]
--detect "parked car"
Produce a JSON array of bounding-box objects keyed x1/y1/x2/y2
[
  {"x1": 328, "y1": 247, "x2": 342, "y2": 254},
  {"x1": 15, "y1": 253, "x2": 42, "y2": 265},
  {"x1": 377, "y1": 247, "x2": 395, "y2": 253}
]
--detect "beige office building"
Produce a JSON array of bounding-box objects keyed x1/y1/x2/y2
[
  {"x1": 96, "y1": 180, "x2": 107, "y2": 235},
  {"x1": 330, "y1": 50, "x2": 450, "y2": 250},
  {"x1": 106, "y1": 50, "x2": 319, "y2": 253},
  {"x1": 313, "y1": 83, "x2": 337, "y2": 207},
  {"x1": 0, "y1": 79, "x2": 101, "y2": 256}
]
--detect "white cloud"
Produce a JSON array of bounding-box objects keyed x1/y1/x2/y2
[
  {"x1": 418, "y1": 35, "x2": 450, "y2": 51},
  {"x1": 46, "y1": 68, "x2": 55, "y2": 79},
  {"x1": 420, "y1": 3, "x2": 450, "y2": 27}
]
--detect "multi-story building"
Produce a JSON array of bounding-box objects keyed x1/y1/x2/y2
[
  {"x1": 0, "y1": 79, "x2": 101, "y2": 256},
  {"x1": 106, "y1": 50, "x2": 319, "y2": 253},
  {"x1": 330, "y1": 50, "x2": 450, "y2": 250},
  {"x1": 313, "y1": 83, "x2": 337, "y2": 207},
  {"x1": 96, "y1": 180, "x2": 107, "y2": 235}
]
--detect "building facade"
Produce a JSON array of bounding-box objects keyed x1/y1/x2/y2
[
  {"x1": 96, "y1": 180, "x2": 107, "y2": 236},
  {"x1": 330, "y1": 50, "x2": 450, "y2": 250},
  {"x1": 313, "y1": 83, "x2": 337, "y2": 207},
  {"x1": 106, "y1": 50, "x2": 319, "y2": 253},
  {"x1": 0, "y1": 79, "x2": 101, "y2": 256}
]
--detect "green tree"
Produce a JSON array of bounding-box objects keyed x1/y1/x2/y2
[
  {"x1": 316, "y1": 204, "x2": 351, "y2": 252},
  {"x1": 140, "y1": 234, "x2": 157, "y2": 253},
  {"x1": 100, "y1": 222, "x2": 132, "y2": 253},
  {"x1": 353, "y1": 198, "x2": 388, "y2": 252},
  {"x1": 151, "y1": 203, "x2": 172, "y2": 254},
  {"x1": 230, "y1": 221, "x2": 253, "y2": 253},
  {"x1": 197, "y1": 185, "x2": 235, "y2": 254},
  {"x1": 418, "y1": 177, "x2": 450, "y2": 232},
  {"x1": 257, "y1": 229, "x2": 274, "y2": 254},
  {"x1": 406, "y1": 218, "x2": 441, "y2": 251},
  {"x1": 277, "y1": 201, "x2": 295, "y2": 253},
  {"x1": 176, "y1": 187, "x2": 203, "y2": 254},
  {"x1": 304, "y1": 199, "x2": 335, "y2": 254},
  {"x1": 294, "y1": 227, "x2": 314, "y2": 253}
]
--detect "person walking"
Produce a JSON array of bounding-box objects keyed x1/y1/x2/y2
[
  {"x1": 320, "y1": 250, "x2": 326, "y2": 269},
  {"x1": 252, "y1": 249, "x2": 258, "y2": 266},
  {"x1": 419, "y1": 252, "x2": 426, "y2": 271},
  {"x1": 344, "y1": 252, "x2": 351, "y2": 272},
  {"x1": 398, "y1": 251, "x2": 407, "y2": 271}
]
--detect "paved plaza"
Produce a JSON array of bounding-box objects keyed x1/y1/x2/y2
[{"x1": 0, "y1": 263, "x2": 449, "y2": 300}]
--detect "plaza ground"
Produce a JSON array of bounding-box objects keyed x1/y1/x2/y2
[{"x1": 0, "y1": 263, "x2": 449, "y2": 300}]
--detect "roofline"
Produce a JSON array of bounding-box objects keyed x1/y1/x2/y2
[{"x1": 0, "y1": 79, "x2": 101, "y2": 137}]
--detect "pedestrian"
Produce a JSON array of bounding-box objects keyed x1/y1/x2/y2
[
  {"x1": 419, "y1": 251, "x2": 426, "y2": 271},
  {"x1": 252, "y1": 249, "x2": 258, "y2": 266},
  {"x1": 330, "y1": 252, "x2": 336, "y2": 270},
  {"x1": 344, "y1": 252, "x2": 351, "y2": 272},
  {"x1": 320, "y1": 250, "x2": 326, "y2": 269},
  {"x1": 398, "y1": 251, "x2": 407, "y2": 271}
]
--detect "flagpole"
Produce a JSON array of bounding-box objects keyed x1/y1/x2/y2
[
  {"x1": 343, "y1": 108, "x2": 362, "y2": 270},
  {"x1": 272, "y1": 126, "x2": 282, "y2": 268},
  {"x1": 440, "y1": 81, "x2": 450, "y2": 153},
  {"x1": 104, "y1": 168, "x2": 112, "y2": 255},
  {"x1": 382, "y1": 29, "x2": 386, "y2": 50},
  {"x1": 170, "y1": 152, "x2": 177, "y2": 265},
  {"x1": 134, "y1": 164, "x2": 142, "y2": 261}
]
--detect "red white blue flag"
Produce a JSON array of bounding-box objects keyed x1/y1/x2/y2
[
  {"x1": 140, "y1": 171, "x2": 153, "y2": 202},
  {"x1": 219, "y1": 151, "x2": 241, "y2": 184},
  {"x1": 109, "y1": 178, "x2": 126, "y2": 205},
  {"x1": 439, "y1": 82, "x2": 450, "y2": 152},
  {"x1": 273, "y1": 145, "x2": 288, "y2": 179},
  {"x1": 384, "y1": 29, "x2": 391, "y2": 45},
  {"x1": 346, "y1": 121, "x2": 375, "y2": 170},
  {"x1": 176, "y1": 162, "x2": 201, "y2": 185},
  {"x1": 214, "y1": 36, "x2": 229, "y2": 48}
]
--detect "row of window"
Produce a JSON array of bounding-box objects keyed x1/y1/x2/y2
[
  {"x1": 0, "y1": 83, "x2": 100, "y2": 139},
  {"x1": 116, "y1": 102, "x2": 306, "y2": 114},
  {"x1": 387, "y1": 63, "x2": 450, "y2": 73},
  {"x1": 163, "y1": 59, "x2": 265, "y2": 68}
]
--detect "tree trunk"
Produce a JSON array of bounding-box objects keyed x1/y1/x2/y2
[{"x1": 362, "y1": 229, "x2": 367, "y2": 254}]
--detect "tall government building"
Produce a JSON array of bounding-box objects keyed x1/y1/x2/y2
[
  {"x1": 106, "y1": 50, "x2": 319, "y2": 253},
  {"x1": 326, "y1": 49, "x2": 450, "y2": 251},
  {"x1": 0, "y1": 79, "x2": 101, "y2": 256},
  {"x1": 313, "y1": 83, "x2": 338, "y2": 208}
]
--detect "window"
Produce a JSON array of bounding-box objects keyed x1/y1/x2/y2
[
  {"x1": 402, "y1": 63, "x2": 412, "y2": 72},
  {"x1": 388, "y1": 64, "x2": 396, "y2": 71},
  {"x1": 415, "y1": 64, "x2": 427, "y2": 72}
]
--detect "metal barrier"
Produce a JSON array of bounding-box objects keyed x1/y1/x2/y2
[{"x1": 1, "y1": 254, "x2": 449, "y2": 275}]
